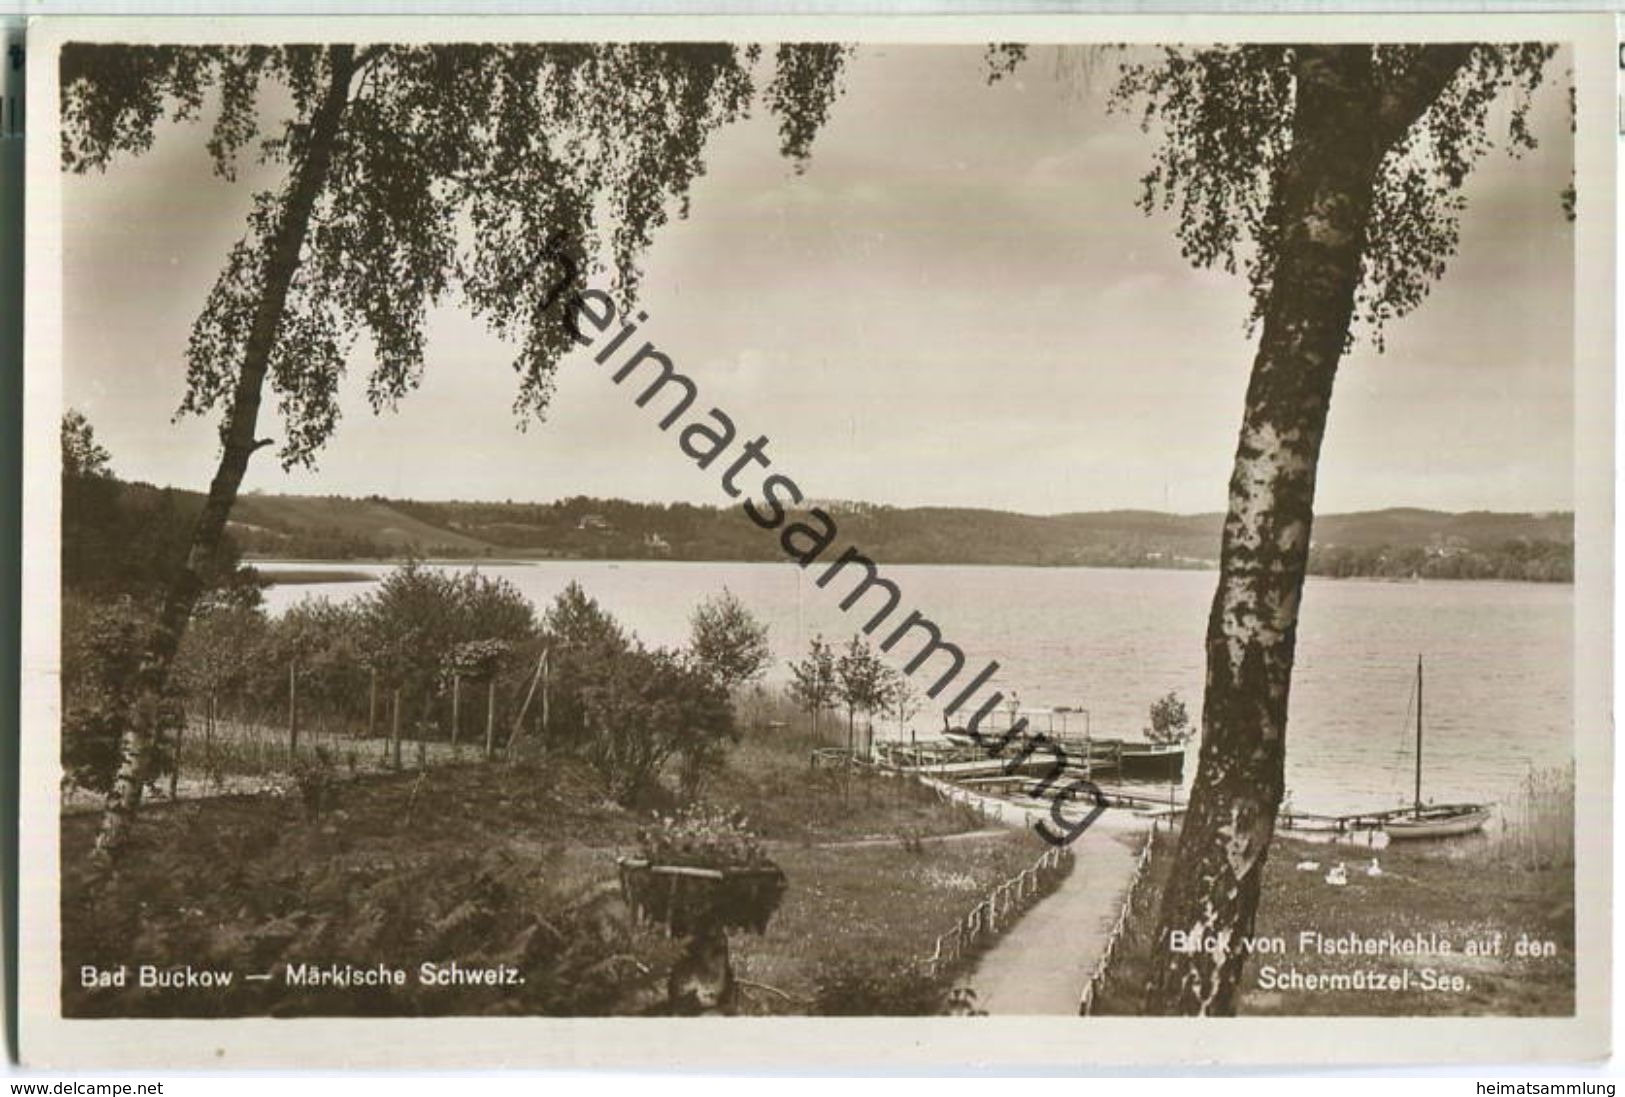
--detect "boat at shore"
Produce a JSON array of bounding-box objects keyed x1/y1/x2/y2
[
  {"x1": 1118, "y1": 740, "x2": 1187, "y2": 780},
  {"x1": 913, "y1": 705, "x2": 1185, "y2": 782},
  {"x1": 896, "y1": 662, "x2": 1490, "y2": 843},
  {"x1": 1361, "y1": 655, "x2": 1490, "y2": 841},
  {"x1": 1383, "y1": 803, "x2": 1492, "y2": 839},
  {"x1": 1273, "y1": 658, "x2": 1490, "y2": 842}
]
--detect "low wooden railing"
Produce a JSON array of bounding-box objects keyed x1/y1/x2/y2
[
  {"x1": 922, "y1": 843, "x2": 1071, "y2": 976},
  {"x1": 1077, "y1": 819, "x2": 1162, "y2": 1015},
  {"x1": 924, "y1": 774, "x2": 1013, "y2": 824}
]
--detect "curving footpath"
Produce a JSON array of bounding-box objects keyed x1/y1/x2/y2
[
  {"x1": 964, "y1": 810, "x2": 1151, "y2": 1015},
  {"x1": 916, "y1": 776, "x2": 1157, "y2": 1014}
]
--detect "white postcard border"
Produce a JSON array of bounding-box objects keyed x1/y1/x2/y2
[{"x1": 18, "y1": 10, "x2": 1616, "y2": 1069}]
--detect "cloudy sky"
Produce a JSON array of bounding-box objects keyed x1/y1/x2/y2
[{"x1": 62, "y1": 43, "x2": 1575, "y2": 515}]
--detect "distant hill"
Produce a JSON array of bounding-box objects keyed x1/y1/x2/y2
[
  {"x1": 1310, "y1": 508, "x2": 1573, "y2": 548},
  {"x1": 229, "y1": 493, "x2": 490, "y2": 556},
  {"x1": 191, "y1": 487, "x2": 1573, "y2": 583}
]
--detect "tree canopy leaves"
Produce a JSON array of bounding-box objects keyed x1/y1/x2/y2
[
  {"x1": 1106, "y1": 43, "x2": 1562, "y2": 347},
  {"x1": 787, "y1": 634, "x2": 838, "y2": 729},
  {"x1": 60, "y1": 42, "x2": 849, "y2": 467},
  {"x1": 61, "y1": 409, "x2": 112, "y2": 479},
  {"x1": 688, "y1": 587, "x2": 772, "y2": 691},
  {"x1": 991, "y1": 43, "x2": 1565, "y2": 348}
]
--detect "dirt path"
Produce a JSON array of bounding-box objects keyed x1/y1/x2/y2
[
  {"x1": 966, "y1": 817, "x2": 1148, "y2": 1014},
  {"x1": 910, "y1": 776, "x2": 1153, "y2": 1015}
]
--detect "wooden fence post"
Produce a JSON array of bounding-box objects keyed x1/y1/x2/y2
[
  {"x1": 451, "y1": 675, "x2": 462, "y2": 754},
  {"x1": 485, "y1": 678, "x2": 496, "y2": 760},
  {"x1": 170, "y1": 722, "x2": 182, "y2": 801},
  {"x1": 288, "y1": 662, "x2": 298, "y2": 758},
  {"x1": 504, "y1": 648, "x2": 548, "y2": 759},
  {"x1": 391, "y1": 689, "x2": 402, "y2": 771}
]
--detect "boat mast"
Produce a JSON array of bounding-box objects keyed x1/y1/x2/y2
[{"x1": 1414, "y1": 654, "x2": 1424, "y2": 815}]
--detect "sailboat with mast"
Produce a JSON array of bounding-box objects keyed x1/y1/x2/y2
[{"x1": 1382, "y1": 655, "x2": 1492, "y2": 840}]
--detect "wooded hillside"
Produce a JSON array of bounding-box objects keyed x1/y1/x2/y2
[{"x1": 164, "y1": 485, "x2": 1577, "y2": 581}]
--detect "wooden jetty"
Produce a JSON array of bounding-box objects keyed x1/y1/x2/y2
[
  {"x1": 876, "y1": 736, "x2": 1126, "y2": 777},
  {"x1": 918, "y1": 760, "x2": 1479, "y2": 839},
  {"x1": 872, "y1": 707, "x2": 1482, "y2": 841}
]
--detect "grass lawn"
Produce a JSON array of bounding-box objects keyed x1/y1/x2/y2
[
  {"x1": 1089, "y1": 828, "x2": 1573, "y2": 1017},
  {"x1": 1244, "y1": 834, "x2": 1573, "y2": 1016},
  {"x1": 706, "y1": 728, "x2": 990, "y2": 844},
  {"x1": 734, "y1": 829, "x2": 1050, "y2": 1013}
]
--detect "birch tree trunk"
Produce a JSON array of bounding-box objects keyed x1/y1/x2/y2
[
  {"x1": 1147, "y1": 44, "x2": 1469, "y2": 1015},
  {"x1": 92, "y1": 46, "x2": 359, "y2": 863}
]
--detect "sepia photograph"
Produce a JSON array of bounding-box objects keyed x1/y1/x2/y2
[{"x1": 16, "y1": 12, "x2": 1615, "y2": 1069}]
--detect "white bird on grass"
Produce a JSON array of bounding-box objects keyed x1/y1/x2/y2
[
  {"x1": 1366, "y1": 858, "x2": 1383, "y2": 877},
  {"x1": 1325, "y1": 863, "x2": 1349, "y2": 887},
  {"x1": 1295, "y1": 860, "x2": 1320, "y2": 872}
]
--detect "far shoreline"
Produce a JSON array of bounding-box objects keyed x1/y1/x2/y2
[
  {"x1": 249, "y1": 567, "x2": 379, "y2": 586},
  {"x1": 244, "y1": 556, "x2": 1574, "y2": 588}
]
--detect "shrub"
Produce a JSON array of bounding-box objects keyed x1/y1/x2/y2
[
  {"x1": 291, "y1": 745, "x2": 339, "y2": 819},
  {"x1": 1146, "y1": 690, "x2": 1193, "y2": 745},
  {"x1": 61, "y1": 595, "x2": 181, "y2": 793},
  {"x1": 576, "y1": 645, "x2": 736, "y2": 805},
  {"x1": 64, "y1": 842, "x2": 683, "y2": 1018},
  {"x1": 812, "y1": 955, "x2": 945, "y2": 1016},
  {"x1": 688, "y1": 588, "x2": 772, "y2": 691},
  {"x1": 358, "y1": 560, "x2": 537, "y2": 729}
]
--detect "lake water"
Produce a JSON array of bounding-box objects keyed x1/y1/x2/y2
[{"x1": 260, "y1": 560, "x2": 1574, "y2": 816}]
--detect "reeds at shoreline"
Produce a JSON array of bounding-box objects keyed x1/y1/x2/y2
[{"x1": 1486, "y1": 763, "x2": 1575, "y2": 870}]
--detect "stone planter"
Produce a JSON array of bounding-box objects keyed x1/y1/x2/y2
[{"x1": 617, "y1": 858, "x2": 787, "y2": 1015}]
